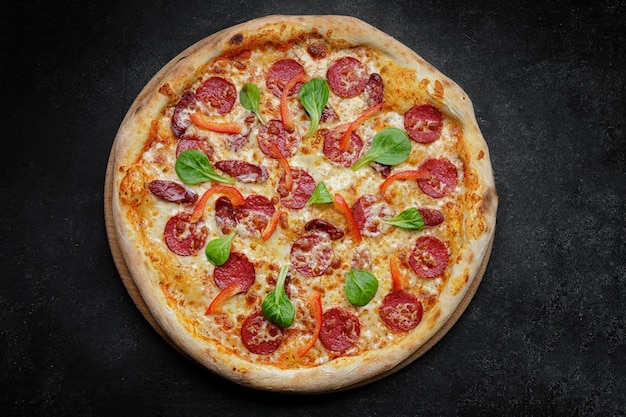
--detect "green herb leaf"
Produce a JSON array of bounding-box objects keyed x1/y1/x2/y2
[
  {"x1": 261, "y1": 265, "x2": 295, "y2": 327},
  {"x1": 351, "y1": 127, "x2": 412, "y2": 171},
  {"x1": 299, "y1": 78, "x2": 329, "y2": 138},
  {"x1": 306, "y1": 181, "x2": 333, "y2": 205},
  {"x1": 345, "y1": 268, "x2": 379, "y2": 307},
  {"x1": 384, "y1": 207, "x2": 425, "y2": 230},
  {"x1": 239, "y1": 83, "x2": 265, "y2": 124},
  {"x1": 205, "y1": 232, "x2": 236, "y2": 266},
  {"x1": 175, "y1": 149, "x2": 235, "y2": 185}
]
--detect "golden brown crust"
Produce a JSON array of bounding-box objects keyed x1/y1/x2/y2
[{"x1": 111, "y1": 15, "x2": 497, "y2": 393}]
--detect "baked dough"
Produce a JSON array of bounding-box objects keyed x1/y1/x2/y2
[{"x1": 110, "y1": 15, "x2": 497, "y2": 393}]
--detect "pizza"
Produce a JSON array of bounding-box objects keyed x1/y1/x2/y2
[{"x1": 108, "y1": 15, "x2": 497, "y2": 393}]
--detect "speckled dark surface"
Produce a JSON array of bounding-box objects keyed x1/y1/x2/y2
[{"x1": 2, "y1": 1, "x2": 625, "y2": 416}]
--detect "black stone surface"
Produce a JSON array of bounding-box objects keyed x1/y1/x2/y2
[{"x1": 2, "y1": 1, "x2": 625, "y2": 416}]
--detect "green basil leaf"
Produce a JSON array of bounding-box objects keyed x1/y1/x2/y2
[
  {"x1": 205, "y1": 232, "x2": 236, "y2": 266},
  {"x1": 384, "y1": 207, "x2": 424, "y2": 230},
  {"x1": 239, "y1": 83, "x2": 265, "y2": 124},
  {"x1": 299, "y1": 78, "x2": 329, "y2": 138},
  {"x1": 351, "y1": 127, "x2": 412, "y2": 171},
  {"x1": 345, "y1": 268, "x2": 379, "y2": 307},
  {"x1": 306, "y1": 181, "x2": 333, "y2": 205},
  {"x1": 175, "y1": 149, "x2": 235, "y2": 185},
  {"x1": 261, "y1": 265, "x2": 295, "y2": 327}
]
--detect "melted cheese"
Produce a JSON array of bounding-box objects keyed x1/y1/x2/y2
[{"x1": 120, "y1": 36, "x2": 471, "y2": 369}]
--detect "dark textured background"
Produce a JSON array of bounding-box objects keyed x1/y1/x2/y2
[{"x1": 2, "y1": 0, "x2": 625, "y2": 416}]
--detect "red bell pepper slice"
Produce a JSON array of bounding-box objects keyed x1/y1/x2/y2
[
  {"x1": 205, "y1": 281, "x2": 242, "y2": 315},
  {"x1": 261, "y1": 209, "x2": 283, "y2": 242},
  {"x1": 389, "y1": 255, "x2": 409, "y2": 291},
  {"x1": 333, "y1": 193, "x2": 362, "y2": 243},
  {"x1": 190, "y1": 112, "x2": 242, "y2": 134},
  {"x1": 297, "y1": 291, "x2": 322, "y2": 358},
  {"x1": 190, "y1": 185, "x2": 245, "y2": 223},
  {"x1": 378, "y1": 169, "x2": 430, "y2": 194},
  {"x1": 280, "y1": 73, "x2": 307, "y2": 133},
  {"x1": 339, "y1": 101, "x2": 385, "y2": 151},
  {"x1": 269, "y1": 143, "x2": 293, "y2": 192}
]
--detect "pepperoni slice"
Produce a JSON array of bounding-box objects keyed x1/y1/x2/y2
[
  {"x1": 241, "y1": 311, "x2": 284, "y2": 355},
  {"x1": 321, "y1": 105, "x2": 339, "y2": 123},
  {"x1": 196, "y1": 76, "x2": 236, "y2": 114},
  {"x1": 257, "y1": 119, "x2": 299, "y2": 158},
  {"x1": 266, "y1": 59, "x2": 306, "y2": 97},
  {"x1": 351, "y1": 194, "x2": 394, "y2": 237},
  {"x1": 350, "y1": 247, "x2": 372, "y2": 270},
  {"x1": 370, "y1": 162, "x2": 392, "y2": 178},
  {"x1": 235, "y1": 195, "x2": 276, "y2": 235},
  {"x1": 278, "y1": 168, "x2": 316, "y2": 210},
  {"x1": 175, "y1": 138, "x2": 214, "y2": 159},
  {"x1": 171, "y1": 91, "x2": 196, "y2": 137},
  {"x1": 214, "y1": 160, "x2": 269, "y2": 183},
  {"x1": 327, "y1": 57, "x2": 369, "y2": 98},
  {"x1": 304, "y1": 219, "x2": 344, "y2": 241},
  {"x1": 148, "y1": 180, "x2": 197, "y2": 204},
  {"x1": 418, "y1": 208, "x2": 445, "y2": 226},
  {"x1": 227, "y1": 113, "x2": 255, "y2": 151},
  {"x1": 380, "y1": 290, "x2": 423, "y2": 332},
  {"x1": 404, "y1": 104, "x2": 443, "y2": 143},
  {"x1": 214, "y1": 196, "x2": 237, "y2": 234},
  {"x1": 322, "y1": 128, "x2": 363, "y2": 167},
  {"x1": 408, "y1": 236, "x2": 449, "y2": 278},
  {"x1": 213, "y1": 252, "x2": 255, "y2": 291},
  {"x1": 290, "y1": 231, "x2": 334, "y2": 277},
  {"x1": 364, "y1": 73, "x2": 384, "y2": 106},
  {"x1": 417, "y1": 158, "x2": 458, "y2": 198},
  {"x1": 163, "y1": 212, "x2": 208, "y2": 256},
  {"x1": 319, "y1": 307, "x2": 360, "y2": 352}
]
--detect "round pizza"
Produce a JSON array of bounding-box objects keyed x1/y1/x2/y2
[{"x1": 108, "y1": 15, "x2": 497, "y2": 393}]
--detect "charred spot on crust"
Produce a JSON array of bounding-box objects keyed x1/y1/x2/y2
[
  {"x1": 480, "y1": 187, "x2": 498, "y2": 217},
  {"x1": 229, "y1": 33, "x2": 244, "y2": 45}
]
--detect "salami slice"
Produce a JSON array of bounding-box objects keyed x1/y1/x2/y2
[
  {"x1": 321, "y1": 105, "x2": 339, "y2": 123},
  {"x1": 226, "y1": 114, "x2": 255, "y2": 151},
  {"x1": 214, "y1": 160, "x2": 269, "y2": 183},
  {"x1": 214, "y1": 196, "x2": 237, "y2": 234},
  {"x1": 163, "y1": 212, "x2": 208, "y2": 256},
  {"x1": 175, "y1": 138, "x2": 214, "y2": 160},
  {"x1": 196, "y1": 76, "x2": 236, "y2": 114},
  {"x1": 370, "y1": 162, "x2": 392, "y2": 178},
  {"x1": 351, "y1": 194, "x2": 394, "y2": 237},
  {"x1": 235, "y1": 195, "x2": 276, "y2": 235},
  {"x1": 266, "y1": 59, "x2": 306, "y2": 97},
  {"x1": 148, "y1": 180, "x2": 197, "y2": 204},
  {"x1": 290, "y1": 231, "x2": 334, "y2": 277},
  {"x1": 304, "y1": 219, "x2": 344, "y2": 240},
  {"x1": 257, "y1": 119, "x2": 300, "y2": 158},
  {"x1": 350, "y1": 247, "x2": 372, "y2": 270},
  {"x1": 379, "y1": 290, "x2": 423, "y2": 332},
  {"x1": 319, "y1": 307, "x2": 360, "y2": 352},
  {"x1": 241, "y1": 311, "x2": 284, "y2": 355},
  {"x1": 278, "y1": 168, "x2": 316, "y2": 210},
  {"x1": 171, "y1": 91, "x2": 196, "y2": 137},
  {"x1": 417, "y1": 158, "x2": 458, "y2": 198},
  {"x1": 408, "y1": 235, "x2": 449, "y2": 278},
  {"x1": 326, "y1": 56, "x2": 369, "y2": 98},
  {"x1": 364, "y1": 73, "x2": 384, "y2": 106},
  {"x1": 322, "y1": 128, "x2": 363, "y2": 167},
  {"x1": 213, "y1": 251, "x2": 255, "y2": 291},
  {"x1": 418, "y1": 208, "x2": 445, "y2": 226},
  {"x1": 404, "y1": 104, "x2": 443, "y2": 144}
]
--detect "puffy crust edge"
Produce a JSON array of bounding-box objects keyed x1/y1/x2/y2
[{"x1": 111, "y1": 14, "x2": 498, "y2": 393}]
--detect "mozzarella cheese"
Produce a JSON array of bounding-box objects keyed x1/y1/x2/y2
[{"x1": 120, "y1": 34, "x2": 469, "y2": 369}]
